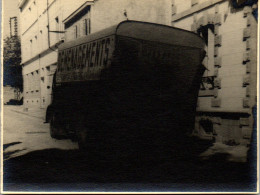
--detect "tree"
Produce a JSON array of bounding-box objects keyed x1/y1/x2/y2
[{"x1": 3, "y1": 36, "x2": 23, "y2": 100}]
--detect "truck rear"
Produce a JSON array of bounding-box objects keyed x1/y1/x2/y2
[{"x1": 46, "y1": 21, "x2": 205, "y2": 160}]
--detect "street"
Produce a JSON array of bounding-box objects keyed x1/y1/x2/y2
[
  {"x1": 3, "y1": 105, "x2": 78, "y2": 159},
  {"x1": 2, "y1": 105, "x2": 256, "y2": 192}
]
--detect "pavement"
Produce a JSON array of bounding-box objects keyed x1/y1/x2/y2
[
  {"x1": 8, "y1": 105, "x2": 46, "y2": 121},
  {"x1": 200, "y1": 142, "x2": 249, "y2": 162},
  {"x1": 3, "y1": 105, "x2": 78, "y2": 160}
]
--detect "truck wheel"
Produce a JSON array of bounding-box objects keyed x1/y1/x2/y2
[{"x1": 50, "y1": 113, "x2": 62, "y2": 139}]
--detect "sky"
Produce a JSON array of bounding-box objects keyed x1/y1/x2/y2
[{"x1": 2, "y1": 0, "x2": 20, "y2": 38}]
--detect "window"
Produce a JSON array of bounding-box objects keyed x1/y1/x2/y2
[
  {"x1": 197, "y1": 24, "x2": 215, "y2": 77},
  {"x1": 197, "y1": 24, "x2": 216, "y2": 97},
  {"x1": 55, "y1": 17, "x2": 59, "y2": 23},
  {"x1": 84, "y1": 18, "x2": 91, "y2": 35}
]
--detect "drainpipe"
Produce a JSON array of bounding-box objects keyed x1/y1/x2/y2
[{"x1": 46, "y1": 0, "x2": 56, "y2": 52}]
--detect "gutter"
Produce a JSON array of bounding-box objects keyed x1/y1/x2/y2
[{"x1": 21, "y1": 40, "x2": 64, "y2": 66}]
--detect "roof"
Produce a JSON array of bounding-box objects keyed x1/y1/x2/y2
[{"x1": 59, "y1": 20, "x2": 205, "y2": 51}]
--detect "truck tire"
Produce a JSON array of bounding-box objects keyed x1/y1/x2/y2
[{"x1": 50, "y1": 113, "x2": 62, "y2": 139}]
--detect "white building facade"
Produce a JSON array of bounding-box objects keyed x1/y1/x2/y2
[
  {"x1": 19, "y1": 0, "x2": 172, "y2": 109},
  {"x1": 63, "y1": 0, "x2": 172, "y2": 42},
  {"x1": 19, "y1": 0, "x2": 94, "y2": 109}
]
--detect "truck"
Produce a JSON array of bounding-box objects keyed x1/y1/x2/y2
[{"x1": 46, "y1": 20, "x2": 205, "y2": 159}]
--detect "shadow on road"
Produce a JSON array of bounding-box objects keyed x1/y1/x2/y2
[
  {"x1": 3, "y1": 142, "x2": 22, "y2": 150},
  {"x1": 4, "y1": 149, "x2": 26, "y2": 160},
  {"x1": 3, "y1": 137, "x2": 256, "y2": 192}
]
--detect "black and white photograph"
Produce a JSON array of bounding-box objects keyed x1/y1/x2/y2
[{"x1": 1, "y1": 0, "x2": 259, "y2": 193}]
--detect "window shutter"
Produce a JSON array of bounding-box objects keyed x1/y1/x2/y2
[
  {"x1": 83, "y1": 19, "x2": 91, "y2": 35},
  {"x1": 87, "y1": 19, "x2": 91, "y2": 35},
  {"x1": 74, "y1": 25, "x2": 78, "y2": 39}
]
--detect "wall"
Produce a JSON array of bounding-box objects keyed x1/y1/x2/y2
[
  {"x1": 64, "y1": 0, "x2": 172, "y2": 42},
  {"x1": 91, "y1": 0, "x2": 172, "y2": 33},
  {"x1": 172, "y1": 0, "x2": 257, "y2": 145},
  {"x1": 20, "y1": 0, "x2": 95, "y2": 109},
  {"x1": 21, "y1": 0, "x2": 172, "y2": 109},
  {"x1": 64, "y1": 6, "x2": 91, "y2": 42}
]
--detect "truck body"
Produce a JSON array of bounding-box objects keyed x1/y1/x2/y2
[{"x1": 46, "y1": 20, "x2": 205, "y2": 158}]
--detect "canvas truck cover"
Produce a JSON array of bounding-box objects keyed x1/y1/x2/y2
[{"x1": 56, "y1": 20, "x2": 205, "y2": 83}]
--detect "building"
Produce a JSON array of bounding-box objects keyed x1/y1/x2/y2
[
  {"x1": 63, "y1": 0, "x2": 172, "y2": 42},
  {"x1": 19, "y1": 0, "x2": 172, "y2": 109},
  {"x1": 9, "y1": 16, "x2": 18, "y2": 37},
  {"x1": 172, "y1": 0, "x2": 258, "y2": 146},
  {"x1": 19, "y1": 0, "x2": 94, "y2": 108},
  {"x1": 19, "y1": 0, "x2": 257, "y2": 146}
]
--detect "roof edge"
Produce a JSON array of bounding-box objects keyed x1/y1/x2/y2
[{"x1": 63, "y1": 1, "x2": 94, "y2": 24}]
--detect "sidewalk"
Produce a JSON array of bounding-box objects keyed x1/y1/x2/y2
[
  {"x1": 200, "y1": 142, "x2": 249, "y2": 162},
  {"x1": 6, "y1": 105, "x2": 46, "y2": 121}
]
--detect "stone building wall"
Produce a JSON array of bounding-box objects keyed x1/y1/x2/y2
[{"x1": 172, "y1": 0, "x2": 258, "y2": 145}]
